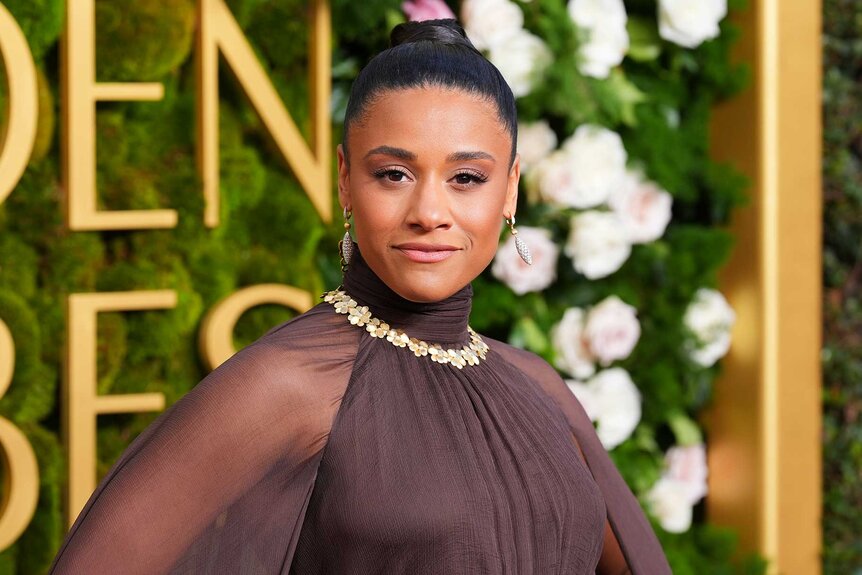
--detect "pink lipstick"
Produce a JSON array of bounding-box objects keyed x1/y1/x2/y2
[{"x1": 393, "y1": 243, "x2": 460, "y2": 263}]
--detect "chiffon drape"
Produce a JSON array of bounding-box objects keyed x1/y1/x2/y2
[{"x1": 49, "y1": 245, "x2": 670, "y2": 574}]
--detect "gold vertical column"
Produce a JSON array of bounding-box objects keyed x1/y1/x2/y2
[{"x1": 708, "y1": 1, "x2": 822, "y2": 573}]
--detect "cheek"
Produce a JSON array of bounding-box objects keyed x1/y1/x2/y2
[{"x1": 459, "y1": 200, "x2": 505, "y2": 250}]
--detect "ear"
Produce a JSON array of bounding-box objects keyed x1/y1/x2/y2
[
  {"x1": 503, "y1": 152, "x2": 521, "y2": 219},
  {"x1": 336, "y1": 144, "x2": 351, "y2": 212}
]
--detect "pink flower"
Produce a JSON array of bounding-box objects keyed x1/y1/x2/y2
[
  {"x1": 491, "y1": 226, "x2": 560, "y2": 295},
  {"x1": 608, "y1": 169, "x2": 673, "y2": 244},
  {"x1": 584, "y1": 295, "x2": 641, "y2": 365},
  {"x1": 664, "y1": 444, "x2": 708, "y2": 504},
  {"x1": 402, "y1": 0, "x2": 456, "y2": 21}
]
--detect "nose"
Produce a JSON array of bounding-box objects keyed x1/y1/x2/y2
[{"x1": 405, "y1": 174, "x2": 453, "y2": 232}]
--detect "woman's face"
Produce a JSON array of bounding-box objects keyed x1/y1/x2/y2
[{"x1": 337, "y1": 86, "x2": 520, "y2": 303}]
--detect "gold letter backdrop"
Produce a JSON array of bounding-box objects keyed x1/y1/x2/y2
[{"x1": 0, "y1": 0, "x2": 776, "y2": 573}]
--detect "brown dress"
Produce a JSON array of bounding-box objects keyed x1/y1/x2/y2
[{"x1": 49, "y1": 245, "x2": 671, "y2": 574}]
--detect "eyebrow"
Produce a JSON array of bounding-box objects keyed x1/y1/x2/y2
[{"x1": 363, "y1": 145, "x2": 495, "y2": 163}]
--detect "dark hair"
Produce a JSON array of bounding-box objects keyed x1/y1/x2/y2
[{"x1": 342, "y1": 19, "x2": 518, "y2": 169}]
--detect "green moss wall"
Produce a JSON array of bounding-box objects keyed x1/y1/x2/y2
[{"x1": 0, "y1": 0, "x2": 344, "y2": 571}]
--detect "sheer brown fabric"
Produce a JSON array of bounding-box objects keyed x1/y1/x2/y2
[{"x1": 49, "y1": 245, "x2": 670, "y2": 574}]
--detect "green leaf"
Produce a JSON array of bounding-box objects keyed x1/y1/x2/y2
[
  {"x1": 509, "y1": 316, "x2": 550, "y2": 354},
  {"x1": 605, "y1": 68, "x2": 648, "y2": 126},
  {"x1": 627, "y1": 17, "x2": 662, "y2": 62},
  {"x1": 668, "y1": 411, "x2": 704, "y2": 445}
]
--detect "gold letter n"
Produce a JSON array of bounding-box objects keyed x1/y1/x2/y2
[{"x1": 197, "y1": 0, "x2": 332, "y2": 227}]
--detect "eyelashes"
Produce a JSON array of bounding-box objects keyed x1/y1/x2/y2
[{"x1": 372, "y1": 167, "x2": 489, "y2": 186}]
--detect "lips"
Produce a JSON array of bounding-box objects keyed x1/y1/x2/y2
[{"x1": 393, "y1": 243, "x2": 460, "y2": 263}]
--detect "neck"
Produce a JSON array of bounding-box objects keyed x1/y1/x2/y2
[{"x1": 341, "y1": 243, "x2": 474, "y2": 346}]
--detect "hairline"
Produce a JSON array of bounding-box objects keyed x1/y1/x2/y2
[{"x1": 342, "y1": 84, "x2": 517, "y2": 171}]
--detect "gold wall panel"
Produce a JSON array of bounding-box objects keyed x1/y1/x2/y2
[{"x1": 708, "y1": 1, "x2": 822, "y2": 573}]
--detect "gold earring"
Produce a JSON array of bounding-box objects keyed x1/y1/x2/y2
[
  {"x1": 339, "y1": 207, "x2": 353, "y2": 271},
  {"x1": 505, "y1": 214, "x2": 532, "y2": 265}
]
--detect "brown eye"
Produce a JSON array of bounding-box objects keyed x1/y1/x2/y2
[
  {"x1": 373, "y1": 168, "x2": 410, "y2": 182},
  {"x1": 453, "y1": 170, "x2": 488, "y2": 186}
]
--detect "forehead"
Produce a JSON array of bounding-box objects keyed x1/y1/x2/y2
[{"x1": 350, "y1": 86, "x2": 510, "y2": 160}]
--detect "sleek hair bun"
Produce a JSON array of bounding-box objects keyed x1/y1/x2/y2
[{"x1": 389, "y1": 18, "x2": 478, "y2": 51}]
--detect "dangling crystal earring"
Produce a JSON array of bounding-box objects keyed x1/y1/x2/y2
[
  {"x1": 506, "y1": 214, "x2": 532, "y2": 265},
  {"x1": 339, "y1": 207, "x2": 354, "y2": 271}
]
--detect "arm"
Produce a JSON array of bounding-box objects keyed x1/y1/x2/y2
[
  {"x1": 570, "y1": 434, "x2": 631, "y2": 575},
  {"x1": 50, "y1": 307, "x2": 358, "y2": 574}
]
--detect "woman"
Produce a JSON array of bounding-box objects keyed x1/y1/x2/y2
[{"x1": 49, "y1": 19, "x2": 671, "y2": 574}]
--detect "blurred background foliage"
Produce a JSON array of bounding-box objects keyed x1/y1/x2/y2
[
  {"x1": 0, "y1": 0, "x2": 769, "y2": 572},
  {"x1": 822, "y1": 0, "x2": 862, "y2": 572}
]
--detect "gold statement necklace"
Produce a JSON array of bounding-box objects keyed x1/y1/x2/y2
[{"x1": 322, "y1": 288, "x2": 490, "y2": 369}]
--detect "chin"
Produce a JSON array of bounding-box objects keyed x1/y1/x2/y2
[
  {"x1": 383, "y1": 270, "x2": 466, "y2": 302},
  {"x1": 392, "y1": 282, "x2": 457, "y2": 303}
]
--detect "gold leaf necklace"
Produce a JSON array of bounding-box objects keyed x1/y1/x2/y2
[{"x1": 322, "y1": 288, "x2": 490, "y2": 369}]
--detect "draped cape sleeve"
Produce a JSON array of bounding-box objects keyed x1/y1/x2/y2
[
  {"x1": 488, "y1": 341, "x2": 673, "y2": 575},
  {"x1": 49, "y1": 304, "x2": 360, "y2": 574}
]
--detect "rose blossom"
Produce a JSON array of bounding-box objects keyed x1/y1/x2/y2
[
  {"x1": 461, "y1": 0, "x2": 524, "y2": 51},
  {"x1": 488, "y1": 29, "x2": 552, "y2": 98},
  {"x1": 568, "y1": 0, "x2": 629, "y2": 78},
  {"x1": 491, "y1": 226, "x2": 559, "y2": 294},
  {"x1": 566, "y1": 367, "x2": 641, "y2": 450},
  {"x1": 646, "y1": 477, "x2": 694, "y2": 533},
  {"x1": 552, "y1": 308, "x2": 596, "y2": 379},
  {"x1": 683, "y1": 288, "x2": 735, "y2": 367},
  {"x1": 646, "y1": 443, "x2": 709, "y2": 533},
  {"x1": 402, "y1": 0, "x2": 456, "y2": 21},
  {"x1": 517, "y1": 120, "x2": 557, "y2": 172},
  {"x1": 584, "y1": 295, "x2": 641, "y2": 365},
  {"x1": 537, "y1": 124, "x2": 627, "y2": 209},
  {"x1": 658, "y1": 0, "x2": 727, "y2": 49},
  {"x1": 664, "y1": 444, "x2": 708, "y2": 504},
  {"x1": 564, "y1": 210, "x2": 632, "y2": 279},
  {"x1": 608, "y1": 169, "x2": 673, "y2": 244}
]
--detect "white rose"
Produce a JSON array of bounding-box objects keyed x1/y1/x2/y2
[
  {"x1": 567, "y1": 367, "x2": 641, "y2": 450},
  {"x1": 646, "y1": 477, "x2": 694, "y2": 533},
  {"x1": 491, "y1": 225, "x2": 559, "y2": 294},
  {"x1": 488, "y1": 29, "x2": 552, "y2": 98},
  {"x1": 518, "y1": 120, "x2": 558, "y2": 172},
  {"x1": 584, "y1": 295, "x2": 641, "y2": 365},
  {"x1": 608, "y1": 169, "x2": 673, "y2": 244},
  {"x1": 664, "y1": 444, "x2": 708, "y2": 504},
  {"x1": 541, "y1": 125, "x2": 627, "y2": 209},
  {"x1": 565, "y1": 379, "x2": 598, "y2": 418},
  {"x1": 658, "y1": 0, "x2": 727, "y2": 49},
  {"x1": 568, "y1": 0, "x2": 629, "y2": 78},
  {"x1": 683, "y1": 288, "x2": 735, "y2": 367},
  {"x1": 565, "y1": 210, "x2": 632, "y2": 279},
  {"x1": 552, "y1": 308, "x2": 596, "y2": 379},
  {"x1": 461, "y1": 0, "x2": 524, "y2": 51}
]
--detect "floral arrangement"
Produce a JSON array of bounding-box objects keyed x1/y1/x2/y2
[
  {"x1": 385, "y1": 0, "x2": 760, "y2": 571},
  {"x1": 459, "y1": 0, "x2": 735, "y2": 534}
]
